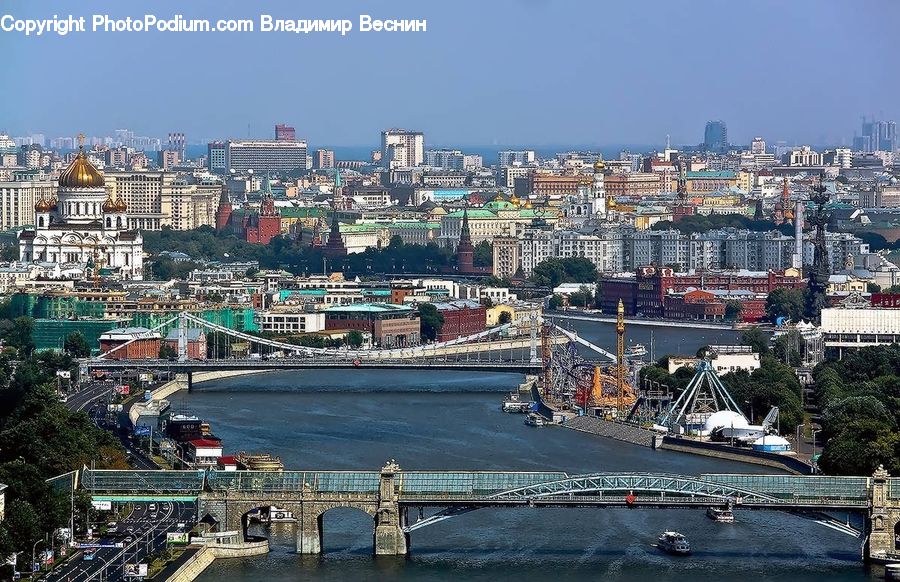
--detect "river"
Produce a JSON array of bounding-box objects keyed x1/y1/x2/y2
[{"x1": 174, "y1": 321, "x2": 878, "y2": 581}]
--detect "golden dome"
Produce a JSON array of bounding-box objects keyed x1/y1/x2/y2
[
  {"x1": 523, "y1": 200, "x2": 533, "y2": 209},
  {"x1": 59, "y1": 146, "x2": 104, "y2": 188},
  {"x1": 101, "y1": 195, "x2": 117, "y2": 212},
  {"x1": 114, "y1": 196, "x2": 127, "y2": 212},
  {"x1": 34, "y1": 192, "x2": 53, "y2": 212},
  {"x1": 594, "y1": 159, "x2": 605, "y2": 172},
  {"x1": 509, "y1": 194, "x2": 521, "y2": 206},
  {"x1": 607, "y1": 197, "x2": 617, "y2": 208}
]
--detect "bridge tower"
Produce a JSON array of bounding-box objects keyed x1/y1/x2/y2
[
  {"x1": 177, "y1": 311, "x2": 188, "y2": 362},
  {"x1": 866, "y1": 465, "x2": 900, "y2": 561},
  {"x1": 374, "y1": 460, "x2": 409, "y2": 555}
]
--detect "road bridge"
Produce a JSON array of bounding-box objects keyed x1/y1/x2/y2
[{"x1": 76, "y1": 464, "x2": 900, "y2": 560}]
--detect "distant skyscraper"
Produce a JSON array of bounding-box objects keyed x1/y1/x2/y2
[
  {"x1": 856, "y1": 118, "x2": 896, "y2": 152},
  {"x1": 750, "y1": 137, "x2": 766, "y2": 155},
  {"x1": 207, "y1": 141, "x2": 226, "y2": 173},
  {"x1": 703, "y1": 121, "x2": 728, "y2": 153},
  {"x1": 275, "y1": 124, "x2": 296, "y2": 141},
  {"x1": 381, "y1": 129, "x2": 424, "y2": 169},
  {"x1": 497, "y1": 150, "x2": 536, "y2": 167},
  {"x1": 225, "y1": 140, "x2": 308, "y2": 172},
  {"x1": 315, "y1": 149, "x2": 335, "y2": 169}
]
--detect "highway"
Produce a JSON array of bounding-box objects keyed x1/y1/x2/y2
[{"x1": 45, "y1": 501, "x2": 196, "y2": 582}]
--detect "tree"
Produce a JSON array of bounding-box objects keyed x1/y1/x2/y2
[
  {"x1": 740, "y1": 327, "x2": 769, "y2": 355},
  {"x1": 868, "y1": 282, "x2": 882, "y2": 293},
  {"x1": 530, "y1": 257, "x2": 598, "y2": 288},
  {"x1": 724, "y1": 300, "x2": 743, "y2": 321},
  {"x1": 63, "y1": 331, "x2": 92, "y2": 358},
  {"x1": 418, "y1": 303, "x2": 444, "y2": 342},
  {"x1": 473, "y1": 241, "x2": 492, "y2": 268},
  {"x1": 2, "y1": 316, "x2": 35, "y2": 355},
  {"x1": 567, "y1": 285, "x2": 595, "y2": 308},
  {"x1": 548, "y1": 294, "x2": 564, "y2": 310},
  {"x1": 498, "y1": 311, "x2": 512, "y2": 325},
  {"x1": 346, "y1": 330, "x2": 364, "y2": 348},
  {"x1": 765, "y1": 287, "x2": 806, "y2": 323},
  {"x1": 159, "y1": 343, "x2": 178, "y2": 359}
]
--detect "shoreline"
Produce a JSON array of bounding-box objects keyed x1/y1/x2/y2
[{"x1": 547, "y1": 312, "x2": 742, "y2": 331}]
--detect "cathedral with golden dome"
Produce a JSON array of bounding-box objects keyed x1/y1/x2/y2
[{"x1": 18, "y1": 137, "x2": 144, "y2": 280}]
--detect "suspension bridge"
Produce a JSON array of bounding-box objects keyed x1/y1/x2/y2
[
  {"x1": 72, "y1": 463, "x2": 900, "y2": 560},
  {"x1": 81, "y1": 311, "x2": 620, "y2": 375}
]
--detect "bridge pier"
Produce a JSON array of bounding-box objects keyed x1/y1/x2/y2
[
  {"x1": 187, "y1": 372, "x2": 193, "y2": 392},
  {"x1": 374, "y1": 460, "x2": 408, "y2": 556},
  {"x1": 296, "y1": 510, "x2": 323, "y2": 554}
]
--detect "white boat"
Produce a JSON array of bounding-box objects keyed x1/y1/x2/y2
[
  {"x1": 657, "y1": 531, "x2": 691, "y2": 555},
  {"x1": 706, "y1": 506, "x2": 735, "y2": 523},
  {"x1": 267, "y1": 506, "x2": 296, "y2": 523},
  {"x1": 502, "y1": 397, "x2": 531, "y2": 413},
  {"x1": 625, "y1": 343, "x2": 648, "y2": 359},
  {"x1": 524, "y1": 413, "x2": 545, "y2": 427}
]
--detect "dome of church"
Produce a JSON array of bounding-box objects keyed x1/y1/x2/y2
[
  {"x1": 58, "y1": 146, "x2": 104, "y2": 188},
  {"x1": 101, "y1": 195, "x2": 117, "y2": 212},
  {"x1": 114, "y1": 196, "x2": 127, "y2": 212},
  {"x1": 509, "y1": 193, "x2": 521, "y2": 206},
  {"x1": 523, "y1": 200, "x2": 533, "y2": 209},
  {"x1": 34, "y1": 193, "x2": 53, "y2": 212},
  {"x1": 593, "y1": 159, "x2": 605, "y2": 172}
]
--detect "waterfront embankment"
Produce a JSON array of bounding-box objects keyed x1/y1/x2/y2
[
  {"x1": 130, "y1": 370, "x2": 272, "y2": 424},
  {"x1": 160, "y1": 538, "x2": 269, "y2": 582},
  {"x1": 560, "y1": 415, "x2": 811, "y2": 475},
  {"x1": 547, "y1": 312, "x2": 740, "y2": 330}
]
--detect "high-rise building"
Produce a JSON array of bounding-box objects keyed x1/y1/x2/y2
[
  {"x1": 498, "y1": 150, "x2": 536, "y2": 167},
  {"x1": 224, "y1": 139, "x2": 308, "y2": 172},
  {"x1": 750, "y1": 137, "x2": 766, "y2": 155},
  {"x1": 856, "y1": 118, "x2": 896, "y2": 152},
  {"x1": 0, "y1": 172, "x2": 54, "y2": 230},
  {"x1": 315, "y1": 149, "x2": 335, "y2": 169},
  {"x1": 157, "y1": 150, "x2": 180, "y2": 170},
  {"x1": 275, "y1": 124, "x2": 296, "y2": 141},
  {"x1": 104, "y1": 171, "x2": 220, "y2": 231},
  {"x1": 207, "y1": 141, "x2": 226, "y2": 173},
  {"x1": 703, "y1": 121, "x2": 728, "y2": 153},
  {"x1": 381, "y1": 129, "x2": 424, "y2": 169}
]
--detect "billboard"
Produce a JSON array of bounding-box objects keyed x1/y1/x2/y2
[
  {"x1": 124, "y1": 564, "x2": 148, "y2": 577},
  {"x1": 91, "y1": 500, "x2": 112, "y2": 511},
  {"x1": 166, "y1": 532, "x2": 189, "y2": 544}
]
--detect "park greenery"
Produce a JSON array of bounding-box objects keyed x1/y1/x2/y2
[
  {"x1": 528, "y1": 257, "x2": 598, "y2": 288},
  {"x1": 651, "y1": 213, "x2": 794, "y2": 236},
  {"x1": 813, "y1": 345, "x2": 900, "y2": 475},
  {"x1": 0, "y1": 310, "x2": 128, "y2": 567}
]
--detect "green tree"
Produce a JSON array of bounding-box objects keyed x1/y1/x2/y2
[
  {"x1": 567, "y1": 285, "x2": 595, "y2": 308},
  {"x1": 418, "y1": 303, "x2": 444, "y2": 342},
  {"x1": 498, "y1": 311, "x2": 512, "y2": 325},
  {"x1": 548, "y1": 294, "x2": 564, "y2": 310},
  {"x1": 765, "y1": 287, "x2": 806, "y2": 323},
  {"x1": 2, "y1": 316, "x2": 35, "y2": 355},
  {"x1": 159, "y1": 343, "x2": 178, "y2": 359},
  {"x1": 530, "y1": 257, "x2": 598, "y2": 287},
  {"x1": 346, "y1": 330, "x2": 365, "y2": 348},
  {"x1": 63, "y1": 331, "x2": 92, "y2": 358},
  {"x1": 739, "y1": 326, "x2": 770, "y2": 355},
  {"x1": 724, "y1": 300, "x2": 743, "y2": 321},
  {"x1": 473, "y1": 240, "x2": 493, "y2": 268},
  {"x1": 868, "y1": 282, "x2": 882, "y2": 293}
]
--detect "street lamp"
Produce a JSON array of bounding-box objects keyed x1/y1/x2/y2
[
  {"x1": 811, "y1": 428, "x2": 822, "y2": 474},
  {"x1": 32, "y1": 539, "x2": 44, "y2": 577}
]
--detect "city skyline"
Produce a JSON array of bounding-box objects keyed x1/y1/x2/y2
[{"x1": 2, "y1": 0, "x2": 898, "y2": 146}]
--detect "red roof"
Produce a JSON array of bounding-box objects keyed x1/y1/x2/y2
[
  {"x1": 217, "y1": 455, "x2": 237, "y2": 465},
  {"x1": 188, "y1": 438, "x2": 222, "y2": 449}
]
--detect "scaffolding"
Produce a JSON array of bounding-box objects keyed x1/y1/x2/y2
[{"x1": 658, "y1": 360, "x2": 745, "y2": 433}]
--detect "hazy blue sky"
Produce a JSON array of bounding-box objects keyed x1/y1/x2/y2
[{"x1": 1, "y1": 0, "x2": 898, "y2": 147}]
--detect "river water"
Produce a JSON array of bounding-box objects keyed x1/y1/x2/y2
[{"x1": 178, "y1": 321, "x2": 879, "y2": 581}]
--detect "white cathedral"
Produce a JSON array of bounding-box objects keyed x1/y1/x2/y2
[{"x1": 18, "y1": 140, "x2": 144, "y2": 280}]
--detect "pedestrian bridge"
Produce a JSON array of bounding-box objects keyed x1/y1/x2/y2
[{"x1": 77, "y1": 464, "x2": 899, "y2": 557}]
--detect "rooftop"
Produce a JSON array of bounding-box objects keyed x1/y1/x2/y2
[{"x1": 324, "y1": 302, "x2": 414, "y2": 313}]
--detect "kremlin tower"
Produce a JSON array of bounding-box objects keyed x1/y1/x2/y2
[{"x1": 456, "y1": 207, "x2": 475, "y2": 274}]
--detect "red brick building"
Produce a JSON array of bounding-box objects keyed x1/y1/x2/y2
[
  {"x1": 98, "y1": 327, "x2": 162, "y2": 359},
  {"x1": 599, "y1": 266, "x2": 804, "y2": 320},
  {"x1": 164, "y1": 328, "x2": 208, "y2": 360},
  {"x1": 433, "y1": 300, "x2": 486, "y2": 341},
  {"x1": 664, "y1": 290, "x2": 725, "y2": 320},
  {"x1": 324, "y1": 303, "x2": 421, "y2": 347}
]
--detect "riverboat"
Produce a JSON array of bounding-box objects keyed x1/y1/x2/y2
[
  {"x1": 706, "y1": 506, "x2": 735, "y2": 523},
  {"x1": 524, "y1": 413, "x2": 545, "y2": 427},
  {"x1": 657, "y1": 531, "x2": 691, "y2": 555}
]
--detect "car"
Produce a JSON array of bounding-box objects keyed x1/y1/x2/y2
[
  {"x1": 127, "y1": 526, "x2": 135, "y2": 532},
  {"x1": 107, "y1": 521, "x2": 118, "y2": 528},
  {"x1": 148, "y1": 504, "x2": 157, "y2": 512},
  {"x1": 125, "y1": 536, "x2": 133, "y2": 543},
  {"x1": 133, "y1": 505, "x2": 143, "y2": 511}
]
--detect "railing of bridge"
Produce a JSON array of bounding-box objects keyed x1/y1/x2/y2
[
  {"x1": 701, "y1": 474, "x2": 870, "y2": 504},
  {"x1": 82, "y1": 469, "x2": 206, "y2": 494},
  {"x1": 396, "y1": 472, "x2": 569, "y2": 498},
  {"x1": 206, "y1": 471, "x2": 382, "y2": 493}
]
